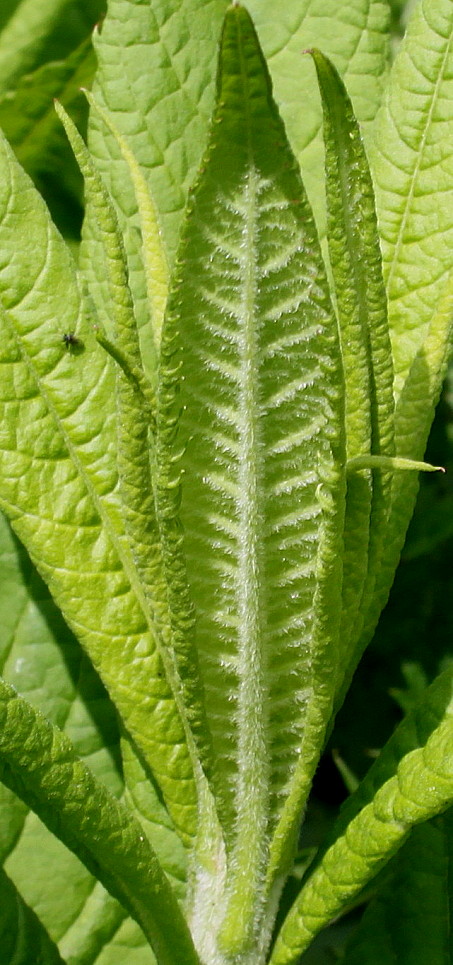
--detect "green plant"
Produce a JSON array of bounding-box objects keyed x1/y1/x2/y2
[{"x1": 0, "y1": 1, "x2": 452, "y2": 964}]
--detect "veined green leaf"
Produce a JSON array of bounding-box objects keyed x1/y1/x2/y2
[
  {"x1": 84, "y1": 90, "x2": 170, "y2": 354},
  {"x1": 310, "y1": 48, "x2": 395, "y2": 695},
  {"x1": 82, "y1": 0, "x2": 388, "y2": 370},
  {"x1": 341, "y1": 812, "x2": 453, "y2": 965},
  {"x1": 0, "y1": 679, "x2": 200, "y2": 965},
  {"x1": 0, "y1": 865, "x2": 66, "y2": 965},
  {"x1": 370, "y1": 0, "x2": 453, "y2": 404},
  {"x1": 270, "y1": 666, "x2": 453, "y2": 965},
  {"x1": 158, "y1": 5, "x2": 345, "y2": 951},
  {"x1": 0, "y1": 125, "x2": 198, "y2": 843}
]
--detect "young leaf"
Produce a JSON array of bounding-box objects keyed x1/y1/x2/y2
[
  {"x1": 309, "y1": 48, "x2": 395, "y2": 691},
  {"x1": 355, "y1": 271, "x2": 453, "y2": 676},
  {"x1": 82, "y1": 0, "x2": 388, "y2": 367},
  {"x1": 0, "y1": 678, "x2": 200, "y2": 965},
  {"x1": 158, "y1": 4, "x2": 345, "y2": 950},
  {"x1": 270, "y1": 666, "x2": 453, "y2": 965}
]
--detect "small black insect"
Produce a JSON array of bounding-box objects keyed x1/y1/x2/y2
[{"x1": 62, "y1": 332, "x2": 84, "y2": 354}]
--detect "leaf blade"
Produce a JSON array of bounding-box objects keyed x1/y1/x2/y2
[
  {"x1": 370, "y1": 0, "x2": 453, "y2": 403},
  {"x1": 270, "y1": 667, "x2": 453, "y2": 965},
  {"x1": 0, "y1": 678, "x2": 200, "y2": 965},
  {"x1": 158, "y1": 4, "x2": 345, "y2": 949},
  {"x1": 0, "y1": 126, "x2": 198, "y2": 844}
]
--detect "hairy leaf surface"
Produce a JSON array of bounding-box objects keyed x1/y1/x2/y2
[
  {"x1": 311, "y1": 49, "x2": 394, "y2": 694},
  {"x1": 158, "y1": 6, "x2": 345, "y2": 943},
  {"x1": 82, "y1": 0, "x2": 388, "y2": 373}
]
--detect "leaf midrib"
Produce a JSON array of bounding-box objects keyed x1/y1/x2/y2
[{"x1": 384, "y1": 25, "x2": 453, "y2": 305}]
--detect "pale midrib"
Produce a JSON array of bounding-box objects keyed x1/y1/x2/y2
[{"x1": 224, "y1": 165, "x2": 269, "y2": 937}]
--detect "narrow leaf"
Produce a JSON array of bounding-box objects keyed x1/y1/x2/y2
[
  {"x1": 0, "y1": 679, "x2": 200, "y2": 965},
  {"x1": 310, "y1": 48, "x2": 395, "y2": 683},
  {"x1": 270, "y1": 667, "x2": 453, "y2": 965},
  {"x1": 347, "y1": 455, "x2": 444, "y2": 473},
  {"x1": 84, "y1": 90, "x2": 170, "y2": 354},
  {"x1": 158, "y1": 4, "x2": 345, "y2": 949},
  {"x1": 356, "y1": 270, "x2": 453, "y2": 673},
  {"x1": 57, "y1": 101, "x2": 212, "y2": 780}
]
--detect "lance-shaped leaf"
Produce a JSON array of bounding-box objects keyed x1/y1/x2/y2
[
  {"x1": 0, "y1": 125, "x2": 198, "y2": 843},
  {"x1": 0, "y1": 679, "x2": 200, "y2": 965},
  {"x1": 309, "y1": 49, "x2": 394, "y2": 687},
  {"x1": 270, "y1": 666, "x2": 453, "y2": 965},
  {"x1": 356, "y1": 271, "x2": 453, "y2": 670},
  {"x1": 158, "y1": 5, "x2": 345, "y2": 949},
  {"x1": 56, "y1": 101, "x2": 212, "y2": 782},
  {"x1": 82, "y1": 0, "x2": 388, "y2": 371}
]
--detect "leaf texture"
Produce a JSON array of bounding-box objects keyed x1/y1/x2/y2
[
  {"x1": 270, "y1": 666, "x2": 453, "y2": 965},
  {"x1": 0, "y1": 126, "x2": 198, "y2": 843},
  {"x1": 0, "y1": 679, "x2": 200, "y2": 965},
  {"x1": 342, "y1": 812, "x2": 453, "y2": 965},
  {"x1": 370, "y1": 0, "x2": 453, "y2": 403},
  {"x1": 158, "y1": 5, "x2": 345, "y2": 946},
  {"x1": 82, "y1": 0, "x2": 388, "y2": 372},
  {"x1": 310, "y1": 49, "x2": 394, "y2": 692}
]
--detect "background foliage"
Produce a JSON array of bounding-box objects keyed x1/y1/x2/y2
[{"x1": 0, "y1": 1, "x2": 452, "y2": 963}]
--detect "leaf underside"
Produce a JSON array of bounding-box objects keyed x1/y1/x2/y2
[{"x1": 158, "y1": 10, "x2": 345, "y2": 938}]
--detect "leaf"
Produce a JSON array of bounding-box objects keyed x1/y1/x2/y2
[
  {"x1": 341, "y1": 811, "x2": 453, "y2": 965},
  {"x1": 0, "y1": 0, "x2": 104, "y2": 93},
  {"x1": 158, "y1": 5, "x2": 345, "y2": 951},
  {"x1": 0, "y1": 39, "x2": 96, "y2": 212},
  {"x1": 0, "y1": 865, "x2": 66, "y2": 965},
  {"x1": 81, "y1": 0, "x2": 388, "y2": 371},
  {"x1": 270, "y1": 666, "x2": 453, "y2": 965},
  {"x1": 370, "y1": 0, "x2": 453, "y2": 403},
  {"x1": 56, "y1": 99, "x2": 213, "y2": 784},
  {"x1": 309, "y1": 48, "x2": 394, "y2": 692},
  {"x1": 0, "y1": 678, "x2": 200, "y2": 965},
  {"x1": 355, "y1": 269, "x2": 453, "y2": 671},
  {"x1": 0, "y1": 124, "x2": 198, "y2": 843}
]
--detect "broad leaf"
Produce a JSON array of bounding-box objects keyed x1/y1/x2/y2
[
  {"x1": 370, "y1": 0, "x2": 453, "y2": 403},
  {"x1": 158, "y1": 6, "x2": 345, "y2": 950},
  {"x1": 0, "y1": 865, "x2": 65, "y2": 965},
  {"x1": 0, "y1": 0, "x2": 104, "y2": 93},
  {"x1": 0, "y1": 125, "x2": 198, "y2": 843},
  {"x1": 0, "y1": 39, "x2": 96, "y2": 213}
]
